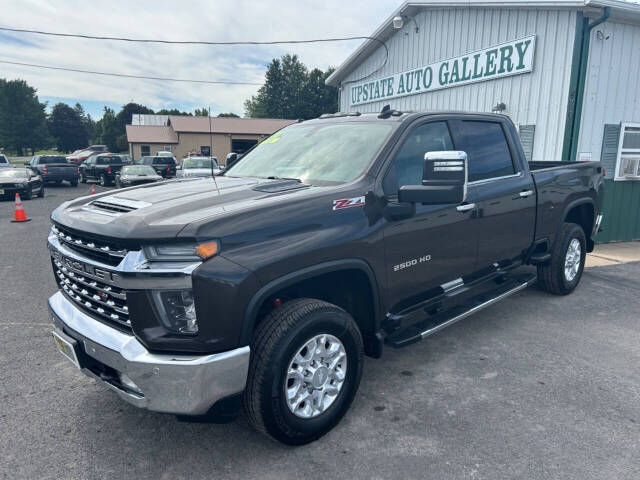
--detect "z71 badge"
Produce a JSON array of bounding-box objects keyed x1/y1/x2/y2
[{"x1": 333, "y1": 196, "x2": 365, "y2": 210}]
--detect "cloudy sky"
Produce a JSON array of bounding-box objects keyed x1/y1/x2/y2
[{"x1": 0, "y1": 0, "x2": 399, "y2": 118}]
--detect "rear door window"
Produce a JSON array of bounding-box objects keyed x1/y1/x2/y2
[{"x1": 453, "y1": 121, "x2": 515, "y2": 182}]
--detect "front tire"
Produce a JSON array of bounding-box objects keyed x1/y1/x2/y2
[
  {"x1": 38, "y1": 185, "x2": 45, "y2": 198},
  {"x1": 244, "y1": 298, "x2": 363, "y2": 445},
  {"x1": 537, "y1": 222, "x2": 586, "y2": 295}
]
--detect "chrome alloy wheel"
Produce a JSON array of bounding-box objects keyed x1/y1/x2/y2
[
  {"x1": 564, "y1": 238, "x2": 582, "y2": 282},
  {"x1": 285, "y1": 334, "x2": 347, "y2": 419}
]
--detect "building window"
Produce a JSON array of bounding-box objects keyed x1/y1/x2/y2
[
  {"x1": 615, "y1": 123, "x2": 640, "y2": 180},
  {"x1": 163, "y1": 145, "x2": 171, "y2": 151},
  {"x1": 141, "y1": 145, "x2": 150, "y2": 156},
  {"x1": 200, "y1": 146, "x2": 211, "y2": 156}
]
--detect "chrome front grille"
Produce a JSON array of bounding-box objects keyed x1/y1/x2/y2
[
  {"x1": 53, "y1": 258, "x2": 131, "y2": 329},
  {"x1": 51, "y1": 224, "x2": 127, "y2": 266}
]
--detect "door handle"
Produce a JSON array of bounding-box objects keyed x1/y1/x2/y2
[
  {"x1": 519, "y1": 190, "x2": 534, "y2": 198},
  {"x1": 456, "y1": 203, "x2": 476, "y2": 212}
]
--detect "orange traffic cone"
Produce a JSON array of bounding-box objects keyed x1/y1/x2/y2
[
  {"x1": 11, "y1": 193, "x2": 31, "y2": 222},
  {"x1": 90, "y1": 184, "x2": 96, "y2": 195}
]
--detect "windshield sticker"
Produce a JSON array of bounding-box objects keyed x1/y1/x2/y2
[
  {"x1": 262, "y1": 131, "x2": 284, "y2": 144},
  {"x1": 333, "y1": 196, "x2": 365, "y2": 210}
]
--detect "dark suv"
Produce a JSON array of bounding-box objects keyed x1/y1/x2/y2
[{"x1": 140, "y1": 156, "x2": 177, "y2": 178}]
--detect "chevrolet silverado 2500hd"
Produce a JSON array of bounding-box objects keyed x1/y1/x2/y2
[{"x1": 48, "y1": 109, "x2": 604, "y2": 445}]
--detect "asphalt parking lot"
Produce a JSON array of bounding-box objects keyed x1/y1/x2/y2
[{"x1": 1, "y1": 185, "x2": 639, "y2": 480}]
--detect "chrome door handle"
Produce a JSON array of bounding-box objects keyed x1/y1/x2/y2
[
  {"x1": 456, "y1": 203, "x2": 476, "y2": 212},
  {"x1": 519, "y1": 190, "x2": 534, "y2": 198}
]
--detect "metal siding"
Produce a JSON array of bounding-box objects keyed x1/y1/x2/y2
[
  {"x1": 596, "y1": 180, "x2": 640, "y2": 242},
  {"x1": 577, "y1": 21, "x2": 640, "y2": 161},
  {"x1": 339, "y1": 8, "x2": 576, "y2": 161}
]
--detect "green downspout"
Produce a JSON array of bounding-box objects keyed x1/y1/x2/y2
[{"x1": 563, "y1": 7, "x2": 610, "y2": 161}]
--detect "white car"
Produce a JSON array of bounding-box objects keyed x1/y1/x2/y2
[{"x1": 177, "y1": 156, "x2": 223, "y2": 178}]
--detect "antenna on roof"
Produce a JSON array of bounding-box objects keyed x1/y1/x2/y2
[{"x1": 209, "y1": 107, "x2": 220, "y2": 195}]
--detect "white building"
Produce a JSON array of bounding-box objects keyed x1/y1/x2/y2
[{"x1": 326, "y1": 0, "x2": 640, "y2": 242}]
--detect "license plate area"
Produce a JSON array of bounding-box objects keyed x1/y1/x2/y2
[{"x1": 52, "y1": 330, "x2": 81, "y2": 369}]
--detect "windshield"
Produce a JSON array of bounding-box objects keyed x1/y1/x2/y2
[
  {"x1": 0, "y1": 169, "x2": 28, "y2": 179},
  {"x1": 40, "y1": 156, "x2": 68, "y2": 164},
  {"x1": 97, "y1": 156, "x2": 122, "y2": 164},
  {"x1": 184, "y1": 157, "x2": 218, "y2": 169},
  {"x1": 227, "y1": 122, "x2": 394, "y2": 184},
  {"x1": 122, "y1": 165, "x2": 156, "y2": 175}
]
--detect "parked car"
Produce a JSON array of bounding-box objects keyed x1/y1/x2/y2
[
  {"x1": 27, "y1": 155, "x2": 78, "y2": 186},
  {"x1": 176, "y1": 156, "x2": 222, "y2": 178},
  {"x1": 225, "y1": 152, "x2": 242, "y2": 169},
  {"x1": 48, "y1": 110, "x2": 603, "y2": 445},
  {"x1": 0, "y1": 167, "x2": 44, "y2": 199},
  {"x1": 140, "y1": 155, "x2": 177, "y2": 178},
  {"x1": 0, "y1": 154, "x2": 11, "y2": 167},
  {"x1": 115, "y1": 165, "x2": 163, "y2": 188},
  {"x1": 67, "y1": 145, "x2": 109, "y2": 165},
  {"x1": 79, "y1": 153, "x2": 125, "y2": 186}
]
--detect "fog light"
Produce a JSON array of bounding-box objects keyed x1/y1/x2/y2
[{"x1": 152, "y1": 289, "x2": 198, "y2": 334}]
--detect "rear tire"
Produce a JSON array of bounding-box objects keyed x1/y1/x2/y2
[
  {"x1": 537, "y1": 222, "x2": 586, "y2": 295},
  {"x1": 244, "y1": 298, "x2": 363, "y2": 445},
  {"x1": 70, "y1": 178, "x2": 78, "y2": 187},
  {"x1": 99, "y1": 174, "x2": 108, "y2": 187}
]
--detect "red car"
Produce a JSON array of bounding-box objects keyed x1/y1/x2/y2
[{"x1": 66, "y1": 145, "x2": 108, "y2": 165}]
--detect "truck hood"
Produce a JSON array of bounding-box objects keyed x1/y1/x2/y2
[{"x1": 51, "y1": 176, "x2": 316, "y2": 241}]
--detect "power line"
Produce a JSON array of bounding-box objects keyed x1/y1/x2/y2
[
  {"x1": 0, "y1": 26, "x2": 390, "y2": 84},
  {"x1": 0, "y1": 59, "x2": 263, "y2": 85},
  {"x1": 0, "y1": 26, "x2": 380, "y2": 48}
]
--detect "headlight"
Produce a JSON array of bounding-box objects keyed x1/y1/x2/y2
[
  {"x1": 152, "y1": 289, "x2": 198, "y2": 334},
  {"x1": 144, "y1": 241, "x2": 220, "y2": 261}
]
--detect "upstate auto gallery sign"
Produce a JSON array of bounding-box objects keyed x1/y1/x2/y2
[{"x1": 349, "y1": 36, "x2": 535, "y2": 106}]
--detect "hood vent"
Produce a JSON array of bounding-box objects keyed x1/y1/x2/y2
[{"x1": 83, "y1": 196, "x2": 152, "y2": 216}]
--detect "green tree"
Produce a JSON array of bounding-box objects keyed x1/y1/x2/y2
[
  {"x1": 115, "y1": 102, "x2": 154, "y2": 133},
  {"x1": 156, "y1": 108, "x2": 192, "y2": 116},
  {"x1": 95, "y1": 107, "x2": 119, "y2": 152},
  {"x1": 217, "y1": 112, "x2": 239, "y2": 117},
  {"x1": 74, "y1": 103, "x2": 96, "y2": 143},
  {"x1": 194, "y1": 107, "x2": 209, "y2": 116},
  {"x1": 0, "y1": 78, "x2": 49, "y2": 155},
  {"x1": 244, "y1": 55, "x2": 337, "y2": 119},
  {"x1": 48, "y1": 103, "x2": 89, "y2": 153}
]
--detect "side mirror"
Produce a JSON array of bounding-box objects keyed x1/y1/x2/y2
[
  {"x1": 398, "y1": 151, "x2": 467, "y2": 205},
  {"x1": 226, "y1": 152, "x2": 239, "y2": 169}
]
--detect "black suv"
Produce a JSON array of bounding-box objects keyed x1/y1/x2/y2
[{"x1": 139, "y1": 156, "x2": 177, "y2": 178}]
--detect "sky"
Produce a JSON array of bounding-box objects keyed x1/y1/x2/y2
[{"x1": 0, "y1": 0, "x2": 399, "y2": 119}]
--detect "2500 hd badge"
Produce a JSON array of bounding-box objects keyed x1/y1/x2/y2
[{"x1": 394, "y1": 254, "x2": 432, "y2": 272}]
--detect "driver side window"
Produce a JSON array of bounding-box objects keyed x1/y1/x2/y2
[{"x1": 383, "y1": 121, "x2": 454, "y2": 194}]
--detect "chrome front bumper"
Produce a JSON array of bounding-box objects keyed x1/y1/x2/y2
[{"x1": 49, "y1": 291, "x2": 250, "y2": 415}]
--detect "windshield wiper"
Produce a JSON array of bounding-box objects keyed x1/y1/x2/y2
[{"x1": 266, "y1": 175, "x2": 302, "y2": 182}]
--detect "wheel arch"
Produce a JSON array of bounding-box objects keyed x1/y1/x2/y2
[
  {"x1": 562, "y1": 198, "x2": 596, "y2": 252},
  {"x1": 241, "y1": 259, "x2": 382, "y2": 356}
]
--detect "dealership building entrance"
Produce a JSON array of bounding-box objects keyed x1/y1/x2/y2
[{"x1": 326, "y1": 0, "x2": 640, "y2": 242}]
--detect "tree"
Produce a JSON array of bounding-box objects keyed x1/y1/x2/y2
[
  {"x1": 95, "y1": 107, "x2": 119, "y2": 152},
  {"x1": 244, "y1": 55, "x2": 337, "y2": 120},
  {"x1": 217, "y1": 112, "x2": 239, "y2": 117},
  {"x1": 48, "y1": 103, "x2": 89, "y2": 153},
  {"x1": 0, "y1": 78, "x2": 49, "y2": 155},
  {"x1": 74, "y1": 103, "x2": 96, "y2": 143},
  {"x1": 115, "y1": 102, "x2": 154, "y2": 133},
  {"x1": 156, "y1": 108, "x2": 192, "y2": 116},
  {"x1": 193, "y1": 107, "x2": 209, "y2": 116}
]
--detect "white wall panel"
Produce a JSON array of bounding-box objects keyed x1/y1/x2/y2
[{"x1": 339, "y1": 8, "x2": 577, "y2": 160}]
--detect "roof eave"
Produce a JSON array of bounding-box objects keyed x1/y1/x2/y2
[{"x1": 325, "y1": 0, "x2": 640, "y2": 87}]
